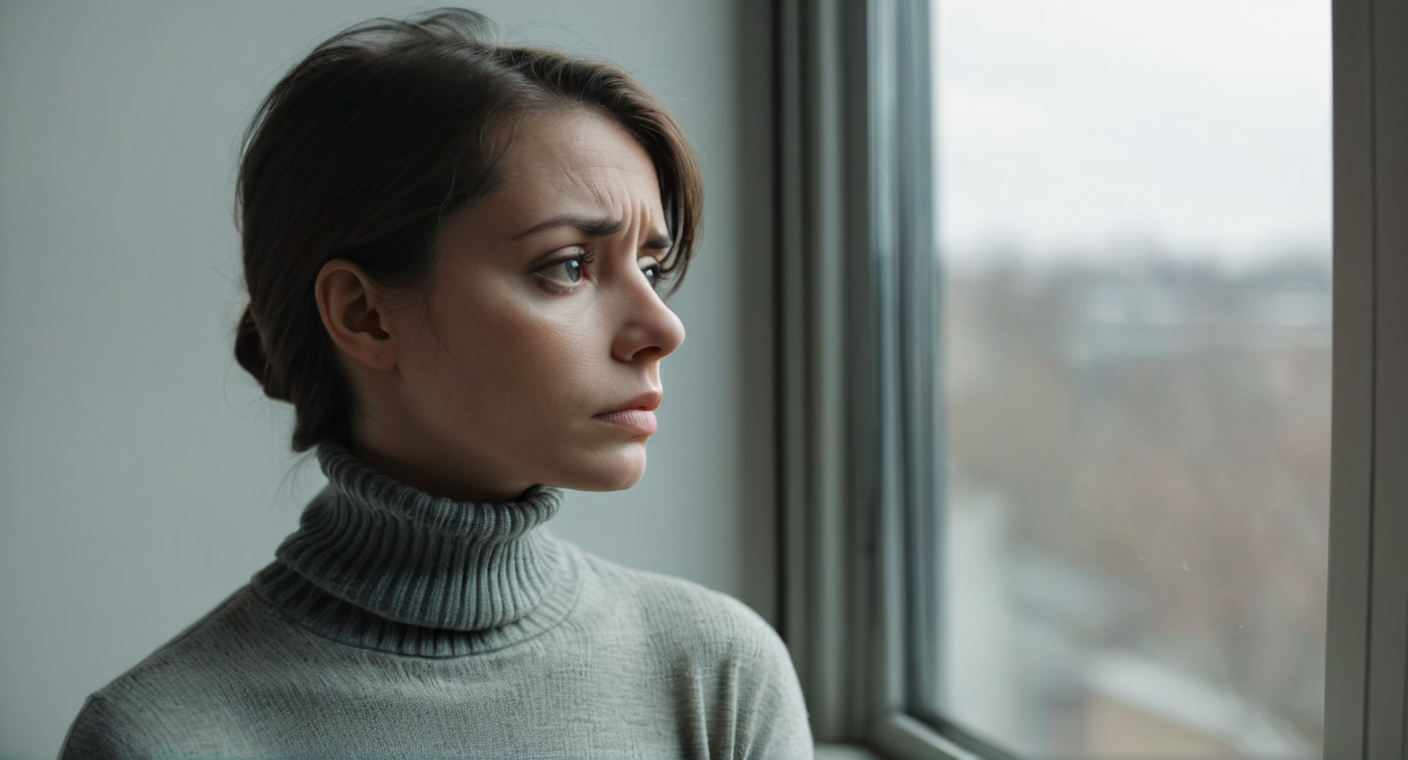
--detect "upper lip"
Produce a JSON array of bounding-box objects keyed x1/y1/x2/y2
[{"x1": 599, "y1": 391, "x2": 662, "y2": 415}]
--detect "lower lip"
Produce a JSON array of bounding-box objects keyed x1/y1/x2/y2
[{"x1": 593, "y1": 409, "x2": 657, "y2": 436}]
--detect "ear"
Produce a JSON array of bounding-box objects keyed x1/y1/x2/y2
[{"x1": 314, "y1": 259, "x2": 398, "y2": 372}]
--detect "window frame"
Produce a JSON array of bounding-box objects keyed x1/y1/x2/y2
[{"x1": 774, "y1": 0, "x2": 1408, "y2": 757}]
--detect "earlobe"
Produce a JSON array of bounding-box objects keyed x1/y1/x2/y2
[{"x1": 314, "y1": 259, "x2": 397, "y2": 372}]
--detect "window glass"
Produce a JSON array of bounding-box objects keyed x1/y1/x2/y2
[{"x1": 931, "y1": 2, "x2": 1331, "y2": 757}]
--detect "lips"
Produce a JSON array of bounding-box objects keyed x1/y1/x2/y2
[
  {"x1": 602, "y1": 391, "x2": 662, "y2": 414},
  {"x1": 593, "y1": 391, "x2": 662, "y2": 435}
]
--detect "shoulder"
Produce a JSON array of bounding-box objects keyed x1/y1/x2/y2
[
  {"x1": 567, "y1": 547, "x2": 815, "y2": 758},
  {"x1": 60, "y1": 586, "x2": 292, "y2": 758},
  {"x1": 574, "y1": 546, "x2": 785, "y2": 657},
  {"x1": 98, "y1": 585, "x2": 286, "y2": 688},
  {"x1": 566, "y1": 547, "x2": 805, "y2": 701}
]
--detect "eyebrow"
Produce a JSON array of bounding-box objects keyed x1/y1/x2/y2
[{"x1": 510, "y1": 214, "x2": 673, "y2": 251}]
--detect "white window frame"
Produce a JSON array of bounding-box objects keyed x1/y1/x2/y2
[{"x1": 775, "y1": 0, "x2": 1408, "y2": 757}]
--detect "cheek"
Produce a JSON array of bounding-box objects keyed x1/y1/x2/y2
[{"x1": 416, "y1": 294, "x2": 606, "y2": 423}]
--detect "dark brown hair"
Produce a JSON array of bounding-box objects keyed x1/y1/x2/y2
[{"x1": 233, "y1": 8, "x2": 702, "y2": 452}]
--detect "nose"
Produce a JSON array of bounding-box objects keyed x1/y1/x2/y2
[{"x1": 610, "y1": 277, "x2": 686, "y2": 364}]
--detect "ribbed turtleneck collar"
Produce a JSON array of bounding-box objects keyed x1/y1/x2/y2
[{"x1": 251, "y1": 442, "x2": 582, "y2": 658}]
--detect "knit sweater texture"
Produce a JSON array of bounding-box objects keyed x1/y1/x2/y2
[{"x1": 60, "y1": 444, "x2": 813, "y2": 759}]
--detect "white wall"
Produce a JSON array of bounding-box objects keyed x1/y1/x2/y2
[{"x1": 0, "y1": 2, "x2": 775, "y2": 757}]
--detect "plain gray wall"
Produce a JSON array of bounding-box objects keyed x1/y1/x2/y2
[{"x1": 0, "y1": 2, "x2": 775, "y2": 757}]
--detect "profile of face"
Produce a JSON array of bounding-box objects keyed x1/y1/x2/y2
[{"x1": 317, "y1": 108, "x2": 687, "y2": 502}]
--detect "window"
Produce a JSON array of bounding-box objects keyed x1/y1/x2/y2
[
  {"x1": 924, "y1": 3, "x2": 1330, "y2": 757},
  {"x1": 776, "y1": 0, "x2": 1408, "y2": 757}
]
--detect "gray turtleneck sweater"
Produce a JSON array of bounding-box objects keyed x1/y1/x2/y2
[{"x1": 59, "y1": 444, "x2": 812, "y2": 758}]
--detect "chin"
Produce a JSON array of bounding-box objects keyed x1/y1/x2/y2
[{"x1": 554, "y1": 446, "x2": 648, "y2": 492}]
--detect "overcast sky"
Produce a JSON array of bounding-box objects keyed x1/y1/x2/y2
[{"x1": 934, "y1": 0, "x2": 1332, "y2": 265}]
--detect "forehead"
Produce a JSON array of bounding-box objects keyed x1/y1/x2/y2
[{"x1": 486, "y1": 108, "x2": 664, "y2": 223}]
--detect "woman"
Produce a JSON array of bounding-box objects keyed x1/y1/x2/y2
[{"x1": 60, "y1": 8, "x2": 811, "y2": 758}]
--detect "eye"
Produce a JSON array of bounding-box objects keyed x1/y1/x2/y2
[
  {"x1": 537, "y1": 249, "x2": 593, "y2": 287},
  {"x1": 641, "y1": 259, "x2": 671, "y2": 290}
]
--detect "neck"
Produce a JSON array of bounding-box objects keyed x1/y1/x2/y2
[
  {"x1": 252, "y1": 441, "x2": 581, "y2": 657},
  {"x1": 348, "y1": 424, "x2": 529, "y2": 503}
]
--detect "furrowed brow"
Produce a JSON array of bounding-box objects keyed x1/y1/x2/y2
[
  {"x1": 511, "y1": 214, "x2": 672, "y2": 251},
  {"x1": 511, "y1": 214, "x2": 624, "y2": 241},
  {"x1": 641, "y1": 232, "x2": 673, "y2": 252}
]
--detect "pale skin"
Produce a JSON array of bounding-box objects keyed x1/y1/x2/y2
[{"x1": 313, "y1": 107, "x2": 687, "y2": 503}]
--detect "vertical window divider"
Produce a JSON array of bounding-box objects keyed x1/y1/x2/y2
[
  {"x1": 1326, "y1": 0, "x2": 1408, "y2": 756},
  {"x1": 776, "y1": 0, "x2": 883, "y2": 742},
  {"x1": 1324, "y1": 0, "x2": 1374, "y2": 754},
  {"x1": 777, "y1": 0, "x2": 954, "y2": 753}
]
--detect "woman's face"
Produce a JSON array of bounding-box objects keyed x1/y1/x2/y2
[{"x1": 356, "y1": 108, "x2": 686, "y2": 501}]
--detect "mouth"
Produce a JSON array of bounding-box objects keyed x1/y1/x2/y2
[{"x1": 593, "y1": 391, "x2": 663, "y2": 436}]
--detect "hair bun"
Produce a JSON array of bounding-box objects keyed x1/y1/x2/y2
[{"x1": 234, "y1": 305, "x2": 285, "y2": 401}]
